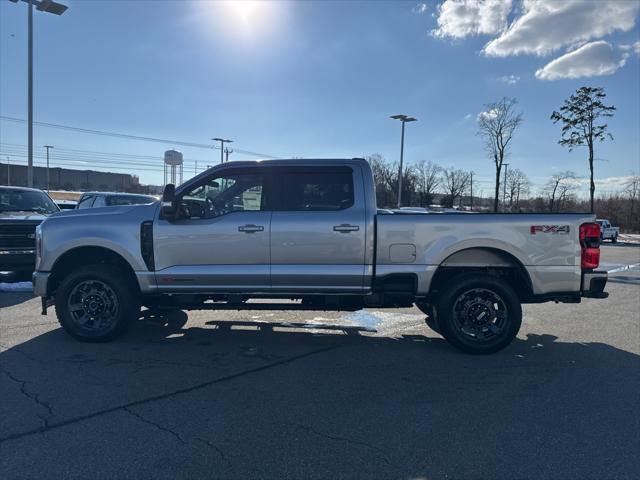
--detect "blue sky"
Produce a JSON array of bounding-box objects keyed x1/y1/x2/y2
[{"x1": 1, "y1": 0, "x2": 639, "y2": 195}]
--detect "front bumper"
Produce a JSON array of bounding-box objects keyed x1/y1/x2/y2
[
  {"x1": 581, "y1": 270, "x2": 608, "y2": 298},
  {"x1": 0, "y1": 250, "x2": 36, "y2": 282},
  {"x1": 32, "y1": 271, "x2": 51, "y2": 297}
]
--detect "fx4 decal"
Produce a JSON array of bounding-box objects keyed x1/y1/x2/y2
[{"x1": 530, "y1": 225, "x2": 570, "y2": 235}]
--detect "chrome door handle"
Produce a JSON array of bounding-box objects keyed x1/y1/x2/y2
[
  {"x1": 238, "y1": 224, "x2": 264, "y2": 233},
  {"x1": 333, "y1": 224, "x2": 359, "y2": 233}
]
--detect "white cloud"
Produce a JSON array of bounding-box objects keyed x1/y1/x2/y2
[
  {"x1": 477, "y1": 108, "x2": 499, "y2": 121},
  {"x1": 621, "y1": 41, "x2": 640, "y2": 54},
  {"x1": 498, "y1": 74, "x2": 520, "y2": 85},
  {"x1": 413, "y1": 3, "x2": 428, "y2": 14},
  {"x1": 484, "y1": 0, "x2": 640, "y2": 57},
  {"x1": 431, "y1": 0, "x2": 513, "y2": 39},
  {"x1": 535, "y1": 41, "x2": 630, "y2": 80}
]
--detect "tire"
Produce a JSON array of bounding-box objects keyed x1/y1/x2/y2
[
  {"x1": 415, "y1": 302, "x2": 441, "y2": 334},
  {"x1": 612, "y1": 235, "x2": 617, "y2": 243},
  {"x1": 435, "y1": 274, "x2": 522, "y2": 354},
  {"x1": 55, "y1": 264, "x2": 140, "y2": 342}
]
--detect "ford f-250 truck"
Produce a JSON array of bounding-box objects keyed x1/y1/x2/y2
[{"x1": 32, "y1": 159, "x2": 608, "y2": 353}]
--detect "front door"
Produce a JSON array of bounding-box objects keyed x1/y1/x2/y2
[
  {"x1": 270, "y1": 166, "x2": 367, "y2": 293},
  {"x1": 154, "y1": 168, "x2": 272, "y2": 292}
]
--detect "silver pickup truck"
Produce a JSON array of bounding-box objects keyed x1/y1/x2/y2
[{"x1": 32, "y1": 158, "x2": 608, "y2": 353}]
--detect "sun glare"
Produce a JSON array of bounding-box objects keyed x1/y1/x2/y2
[{"x1": 227, "y1": 1, "x2": 265, "y2": 27}]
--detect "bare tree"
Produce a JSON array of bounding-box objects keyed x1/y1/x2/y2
[
  {"x1": 442, "y1": 167, "x2": 470, "y2": 208},
  {"x1": 544, "y1": 171, "x2": 577, "y2": 212},
  {"x1": 505, "y1": 168, "x2": 531, "y2": 212},
  {"x1": 367, "y1": 154, "x2": 396, "y2": 207},
  {"x1": 551, "y1": 86, "x2": 615, "y2": 213},
  {"x1": 624, "y1": 174, "x2": 640, "y2": 231},
  {"x1": 477, "y1": 97, "x2": 523, "y2": 212},
  {"x1": 414, "y1": 160, "x2": 441, "y2": 207}
]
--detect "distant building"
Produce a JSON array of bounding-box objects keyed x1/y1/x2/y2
[{"x1": 0, "y1": 162, "x2": 139, "y2": 192}]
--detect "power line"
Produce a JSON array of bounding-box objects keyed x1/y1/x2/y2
[{"x1": 0, "y1": 116, "x2": 280, "y2": 159}]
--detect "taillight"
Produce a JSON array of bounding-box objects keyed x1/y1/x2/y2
[{"x1": 580, "y1": 222, "x2": 600, "y2": 270}]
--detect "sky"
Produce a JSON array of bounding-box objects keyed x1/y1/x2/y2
[{"x1": 1, "y1": 0, "x2": 639, "y2": 196}]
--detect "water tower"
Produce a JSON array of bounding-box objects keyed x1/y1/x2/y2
[{"x1": 164, "y1": 150, "x2": 183, "y2": 185}]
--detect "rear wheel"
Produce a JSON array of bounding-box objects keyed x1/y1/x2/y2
[
  {"x1": 436, "y1": 274, "x2": 522, "y2": 354},
  {"x1": 55, "y1": 265, "x2": 140, "y2": 342}
]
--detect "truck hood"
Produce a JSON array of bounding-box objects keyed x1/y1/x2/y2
[
  {"x1": 46, "y1": 202, "x2": 159, "y2": 221},
  {"x1": 0, "y1": 211, "x2": 50, "y2": 221}
]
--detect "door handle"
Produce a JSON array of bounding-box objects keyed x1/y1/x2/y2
[
  {"x1": 238, "y1": 224, "x2": 264, "y2": 233},
  {"x1": 333, "y1": 224, "x2": 359, "y2": 233}
]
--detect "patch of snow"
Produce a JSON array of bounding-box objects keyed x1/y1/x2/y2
[{"x1": 0, "y1": 282, "x2": 33, "y2": 292}]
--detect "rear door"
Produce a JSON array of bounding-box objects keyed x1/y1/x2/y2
[{"x1": 270, "y1": 166, "x2": 367, "y2": 293}]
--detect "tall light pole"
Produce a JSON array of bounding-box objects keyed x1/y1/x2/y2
[
  {"x1": 212, "y1": 138, "x2": 233, "y2": 164},
  {"x1": 8, "y1": 0, "x2": 68, "y2": 187},
  {"x1": 44, "y1": 145, "x2": 53, "y2": 191},
  {"x1": 502, "y1": 163, "x2": 510, "y2": 213},
  {"x1": 390, "y1": 114, "x2": 417, "y2": 208}
]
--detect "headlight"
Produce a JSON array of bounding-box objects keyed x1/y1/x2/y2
[{"x1": 35, "y1": 224, "x2": 43, "y2": 270}]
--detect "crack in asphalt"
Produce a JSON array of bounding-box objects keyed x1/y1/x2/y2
[
  {"x1": 124, "y1": 409, "x2": 232, "y2": 470},
  {"x1": 295, "y1": 423, "x2": 394, "y2": 467},
  {"x1": 0, "y1": 344, "x2": 338, "y2": 445},
  {"x1": 124, "y1": 407, "x2": 186, "y2": 444},
  {"x1": 1, "y1": 364, "x2": 54, "y2": 429}
]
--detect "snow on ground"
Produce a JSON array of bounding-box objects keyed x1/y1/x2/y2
[{"x1": 0, "y1": 282, "x2": 34, "y2": 292}]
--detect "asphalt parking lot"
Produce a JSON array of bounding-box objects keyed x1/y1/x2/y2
[{"x1": 1, "y1": 245, "x2": 639, "y2": 480}]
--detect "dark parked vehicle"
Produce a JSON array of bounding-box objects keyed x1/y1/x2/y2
[
  {"x1": 76, "y1": 192, "x2": 157, "y2": 209},
  {"x1": 0, "y1": 186, "x2": 60, "y2": 282},
  {"x1": 55, "y1": 199, "x2": 78, "y2": 210}
]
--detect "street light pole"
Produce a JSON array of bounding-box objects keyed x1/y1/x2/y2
[
  {"x1": 8, "y1": 0, "x2": 68, "y2": 187},
  {"x1": 44, "y1": 145, "x2": 53, "y2": 191},
  {"x1": 390, "y1": 114, "x2": 417, "y2": 208},
  {"x1": 212, "y1": 138, "x2": 233, "y2": 164},
  {"x1": 28, "y1": 0, "x2": 33, "y2": 187}
]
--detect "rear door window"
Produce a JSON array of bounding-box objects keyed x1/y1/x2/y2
[
  {"x1": 77, "y1": 195, "x2": 95, "y2": 209},
  {"x1": 278, "y1": 169, "x2": 354, "y2": 211}
]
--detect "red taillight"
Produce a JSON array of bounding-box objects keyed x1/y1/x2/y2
[{"x1": 580, "y1": 222, "x2": 601, "y2": 269}]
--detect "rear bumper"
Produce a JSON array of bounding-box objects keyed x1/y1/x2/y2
[{"x1": 581, "y1": 270, "x2": 608, "y2": 298}]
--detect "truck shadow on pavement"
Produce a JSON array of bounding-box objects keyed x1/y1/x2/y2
[{"x1": 1, "y1": 309, "x2": 639, "y2": 479}]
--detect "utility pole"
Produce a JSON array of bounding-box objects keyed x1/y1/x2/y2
[
  {"x1": 502, "y1": 163, "x2": 510, "y2": 213},
  {"x1": 470, "y1": 172, "x2": 474, "y2": 211},
  {"x1": 224, "y1": 147, "x2": 233, "y2": 163},
  {"x1": 212, "y1": 138, "x2": 233, "y2": 164},
  {"x1": 44, "y1": 145, "x2": 53, "y2": 191},
  {"x1": 6, "y1": 156, "x2": 10, "y2": 186},
  {"x1": 195, "y1": 160, "x2": 198, "y2": 176},
  {"x1": 390, "y1": 114, "x2": 417, "y2": 208}
]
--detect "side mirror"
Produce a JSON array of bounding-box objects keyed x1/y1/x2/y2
[
  {"x1": 162, "y1": 184, "x2": 175, "y2": 203},
  {"x1": 160, "y1": 184, "x2": 177, "y2": 219}
]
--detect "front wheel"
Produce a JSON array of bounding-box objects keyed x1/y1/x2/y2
[
  {"x1": 436, "y1": 274, "x2": 522, "y2": 354},
  {"x1": 55, "y1": 265, "x2": 140, "y2": 342}
]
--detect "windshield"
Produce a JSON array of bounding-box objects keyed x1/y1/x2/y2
[{"x1": 0, "y1": 188, "x2": 60, "y2": 215}]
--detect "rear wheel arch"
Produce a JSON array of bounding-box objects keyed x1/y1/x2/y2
[{"x1": 429, "y1": 247, "x2": 533, "y2": 302}]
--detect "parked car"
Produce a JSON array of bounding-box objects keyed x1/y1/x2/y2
[
  {"x1": 0, "y1": 186, "x2": 60, "y2": 282},
  {"x1": 76, "y1": 192, "x2": 157, "y2": 209},
  {"x1": 33, "y1": 158, "x2": 608, "y2": 354},
  {"x1": 55, "y1": 199, "x2": 78, "y2": 210},
  {"x1": 596, "y1": 219, "x2": 619, "y2": 242}
]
